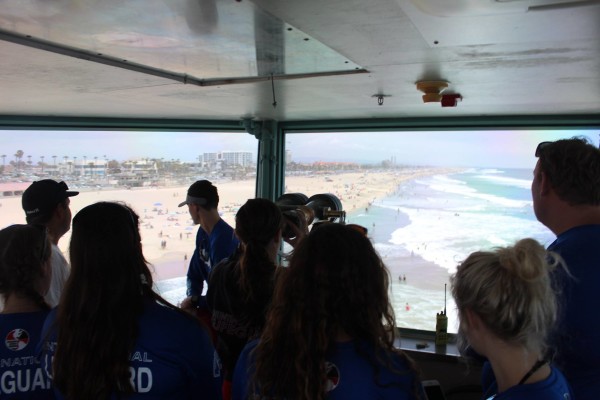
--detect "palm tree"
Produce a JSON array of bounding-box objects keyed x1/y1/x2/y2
[
  {"x1": 15, "y1": 150, "x2": 24, "y2": 172},
  {"x1": 40, "y1": 156, "x2": 45, "y2": 173}
]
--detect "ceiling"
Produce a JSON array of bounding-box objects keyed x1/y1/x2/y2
[{"x1": 0, "y1": 0, "x2": 599, "y2": 124}]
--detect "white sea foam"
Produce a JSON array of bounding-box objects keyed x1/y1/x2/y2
[
  {"x1": 474, "y1": 173, "x2": 533, "y2": 190},
  {"x1": 390, "y1": 206, "x2": 553, "y2": 274},
  {"x1": 425, "y1": 175, "x2": 531, "y2": 208}
]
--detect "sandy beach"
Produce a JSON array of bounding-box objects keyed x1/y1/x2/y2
[{"x1": 0, "y1": 167, "x2": 452, "y2": 289}]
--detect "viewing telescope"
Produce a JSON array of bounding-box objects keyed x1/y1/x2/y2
[{"x1": 275, "y1": 193, "x2": 346, "y2": 239}]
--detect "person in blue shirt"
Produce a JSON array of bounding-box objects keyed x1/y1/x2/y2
[
  {"x1": 531, "y1": 137, "x2": 600, "y2": 400},
  {"x1": 178, "y1": 180, "x2": 239, "y2": 314},
  {"x1": 232, "y1": 223, "x2": 423, "y2": 400},
  {"x1": 451, "y1": 238, "x2": 573, "y2": 400},
  {"x1": 41, "y1": 202, "x2": 222, "y2": 399},
  {"x1": 0, "y1": 224, "x2": 53, "y2": 399}
]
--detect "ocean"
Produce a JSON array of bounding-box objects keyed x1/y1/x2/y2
[
  {"x1": 344, "y1": 168, "x2": 555, "y2": 333},
  {"x1": 156, "y1": 168, "x2": 556, "y2": 333}
]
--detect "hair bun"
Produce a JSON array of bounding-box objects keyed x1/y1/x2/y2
[{"x1": 498, "y1": 238, "x2": 548, "y2": 281}]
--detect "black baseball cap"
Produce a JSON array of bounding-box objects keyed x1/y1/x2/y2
[
  {"x1": 178, "y1": 180, "x2": 218, "y2": 207},
  {"x1": 22, "y1": 180, "x2": 79, "y2": 218}
]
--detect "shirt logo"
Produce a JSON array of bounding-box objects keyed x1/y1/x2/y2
[{"x1": 5, "y1": 329, "x2": 30, "y2": 351}]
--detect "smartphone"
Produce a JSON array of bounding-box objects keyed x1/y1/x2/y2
[{"x1": 422, "y1": 380, "x2": 447, "y2": 400}]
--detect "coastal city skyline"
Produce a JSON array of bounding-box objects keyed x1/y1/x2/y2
[{"x1": 1, "y1": 128, "x2": 598, "y2": 169}]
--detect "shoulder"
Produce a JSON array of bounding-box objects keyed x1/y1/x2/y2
[
  {"x1": 0, "y1": 310, "x2": 50, "y2": 342},
  {"x1": 329, "y1": 341, "x2": 419, "y2": 390},
  {"x1": 494, "y1": 366, "x2": 573, "y2": 400},
  {"x1": 212, "y1": 218, "x2": 236, "y2": 238},
  {"x1": 50, "y1": 244, "x2": 69, "y2": 267},
  {"x1": 140, "y1": 301, "x2": 207, "y2": 336},
  {"x1": 550, "y1": 224, "x2": 600, "y2": 251}
]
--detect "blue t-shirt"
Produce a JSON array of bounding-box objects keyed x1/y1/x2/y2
[
  {"x1": 0, "y1": 310, "x2": 53, "y2": 399},
  {"x1": 187, "y1": 218, "x2": 239, "y2": 306},
  {"x1": 42, "y1": 300, "x2": 222, "y2": 399},
  {"x1": 548, "y1": 224, "x2": 600, "y2": 400},
  {"x1": 232, "y1": 339, "x2": 422, "y2": 400},
  {"x1": 481, "y1": 361, "x2": 573, "y2": 399}
]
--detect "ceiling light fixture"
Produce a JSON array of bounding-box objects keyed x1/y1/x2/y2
[{"x1": 415, "y1": 81, "x2": 448, "y2": 103}]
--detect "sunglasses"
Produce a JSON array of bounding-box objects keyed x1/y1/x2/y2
[{"x1": 535, "y1": 141, "x2": 552, "y2": 157}]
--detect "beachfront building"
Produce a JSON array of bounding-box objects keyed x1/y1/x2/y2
[
  {"x1": 113, "y1": 159, "x2": 158, "y2": 187},
  {"x1": 200, "y1": 151, "x2": 254, "y2": 169}
]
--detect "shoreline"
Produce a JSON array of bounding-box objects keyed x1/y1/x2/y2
[
  {"x1": 0, "y1": 167, "x2": 456, "y2": 287},
  {"x1": 0, "y1": 168, "x2": 458, "y2": 330}
]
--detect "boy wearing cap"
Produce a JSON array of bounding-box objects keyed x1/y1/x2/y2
[
  {"x1": 21, "y1": 179, "x2": 79, "y2": 307},
  {"x1": 178, "y1": 180, "x2": 239, "y2": 313}
]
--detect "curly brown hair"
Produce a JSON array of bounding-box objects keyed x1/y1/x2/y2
[{"x1": 252, "y1": 223, "x2": 420, "y2": 399}]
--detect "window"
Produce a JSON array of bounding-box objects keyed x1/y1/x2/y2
[
  {"x1": 284, "y1": 129, "x2": 599, "y2": 333},
  {"x1": 0, "y1": 129, "x2": 257, "y2": 305}
]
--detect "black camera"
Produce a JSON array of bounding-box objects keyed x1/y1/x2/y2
[{"x1": 275, "y1": 193, "x2": 345, "y2": 240}]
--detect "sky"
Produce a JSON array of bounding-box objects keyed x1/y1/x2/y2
[
  {"x1": 1, "y1": 128, "x2": 598, "y2": 169},
  {"x1": 287, "y1": 129, "x2": 600, "y2": 168}
]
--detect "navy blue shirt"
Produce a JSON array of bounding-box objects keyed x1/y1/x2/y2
[
  {"x1": 42, "y1": 300, "x2": 222, "y2": 399},
  {"x1": 481, "y1": 361, "x2": 573, "y2": 399},
  {"x1": 548, "y1": 224, "x2": 600, "y2": 400},
  {"x1": 232, "y1": 339, "x2": 422, "y2": 400},
  {"x1": 187, "y1": 218, "x2": 239, "y2": 307},
  {"x1": 0, "y1": 311, "x2": 53, "y2": 399}
]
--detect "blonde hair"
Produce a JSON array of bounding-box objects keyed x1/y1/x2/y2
[{"x1": 451, "y1": 238, "x2": 561, "y2": 355}]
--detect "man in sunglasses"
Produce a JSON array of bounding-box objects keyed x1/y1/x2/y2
[
  {"x1": 532, "y1": 137, "x2": 600, "y2": 400},
  {"x1": 22, "y1": 179, "x2": 79, "y2": 307}
]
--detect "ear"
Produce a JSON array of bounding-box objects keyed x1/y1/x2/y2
[{"x1": 53, "y1": 202, "x2": 66, "y2": 219}]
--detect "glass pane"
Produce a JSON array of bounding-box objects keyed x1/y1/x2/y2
[
  {"x1": 284, "y1": 129, "x2": 599, "y2": 333},
  {"x1": 0, "y1": 129, "x2": 257, "y2": 305}
]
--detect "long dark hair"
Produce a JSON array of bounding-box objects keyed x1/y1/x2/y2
[
  {"x1": 0, "y1": 224, "x2": 51, "y2": 311},
  {"x1": 234, "y1": 198, "x2": 282, "y2": 329},
  {"x1": 53, "y1": 202, "x2": 175, "y2": 399},
  {"x1": 253, "y1": 223, "x2": 419, "y2": 399}
]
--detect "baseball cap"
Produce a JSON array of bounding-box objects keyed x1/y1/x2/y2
[
  {"x1": 178, "y1": 180, "x2": 219, "y2": 208},
  {"x1": 22, "y1": 180, "x2": 79, "y2": 217}
]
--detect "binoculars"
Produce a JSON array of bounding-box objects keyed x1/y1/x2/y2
[{"x1": 275, "y1": 193, "x2": 346, "y2": 239}]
